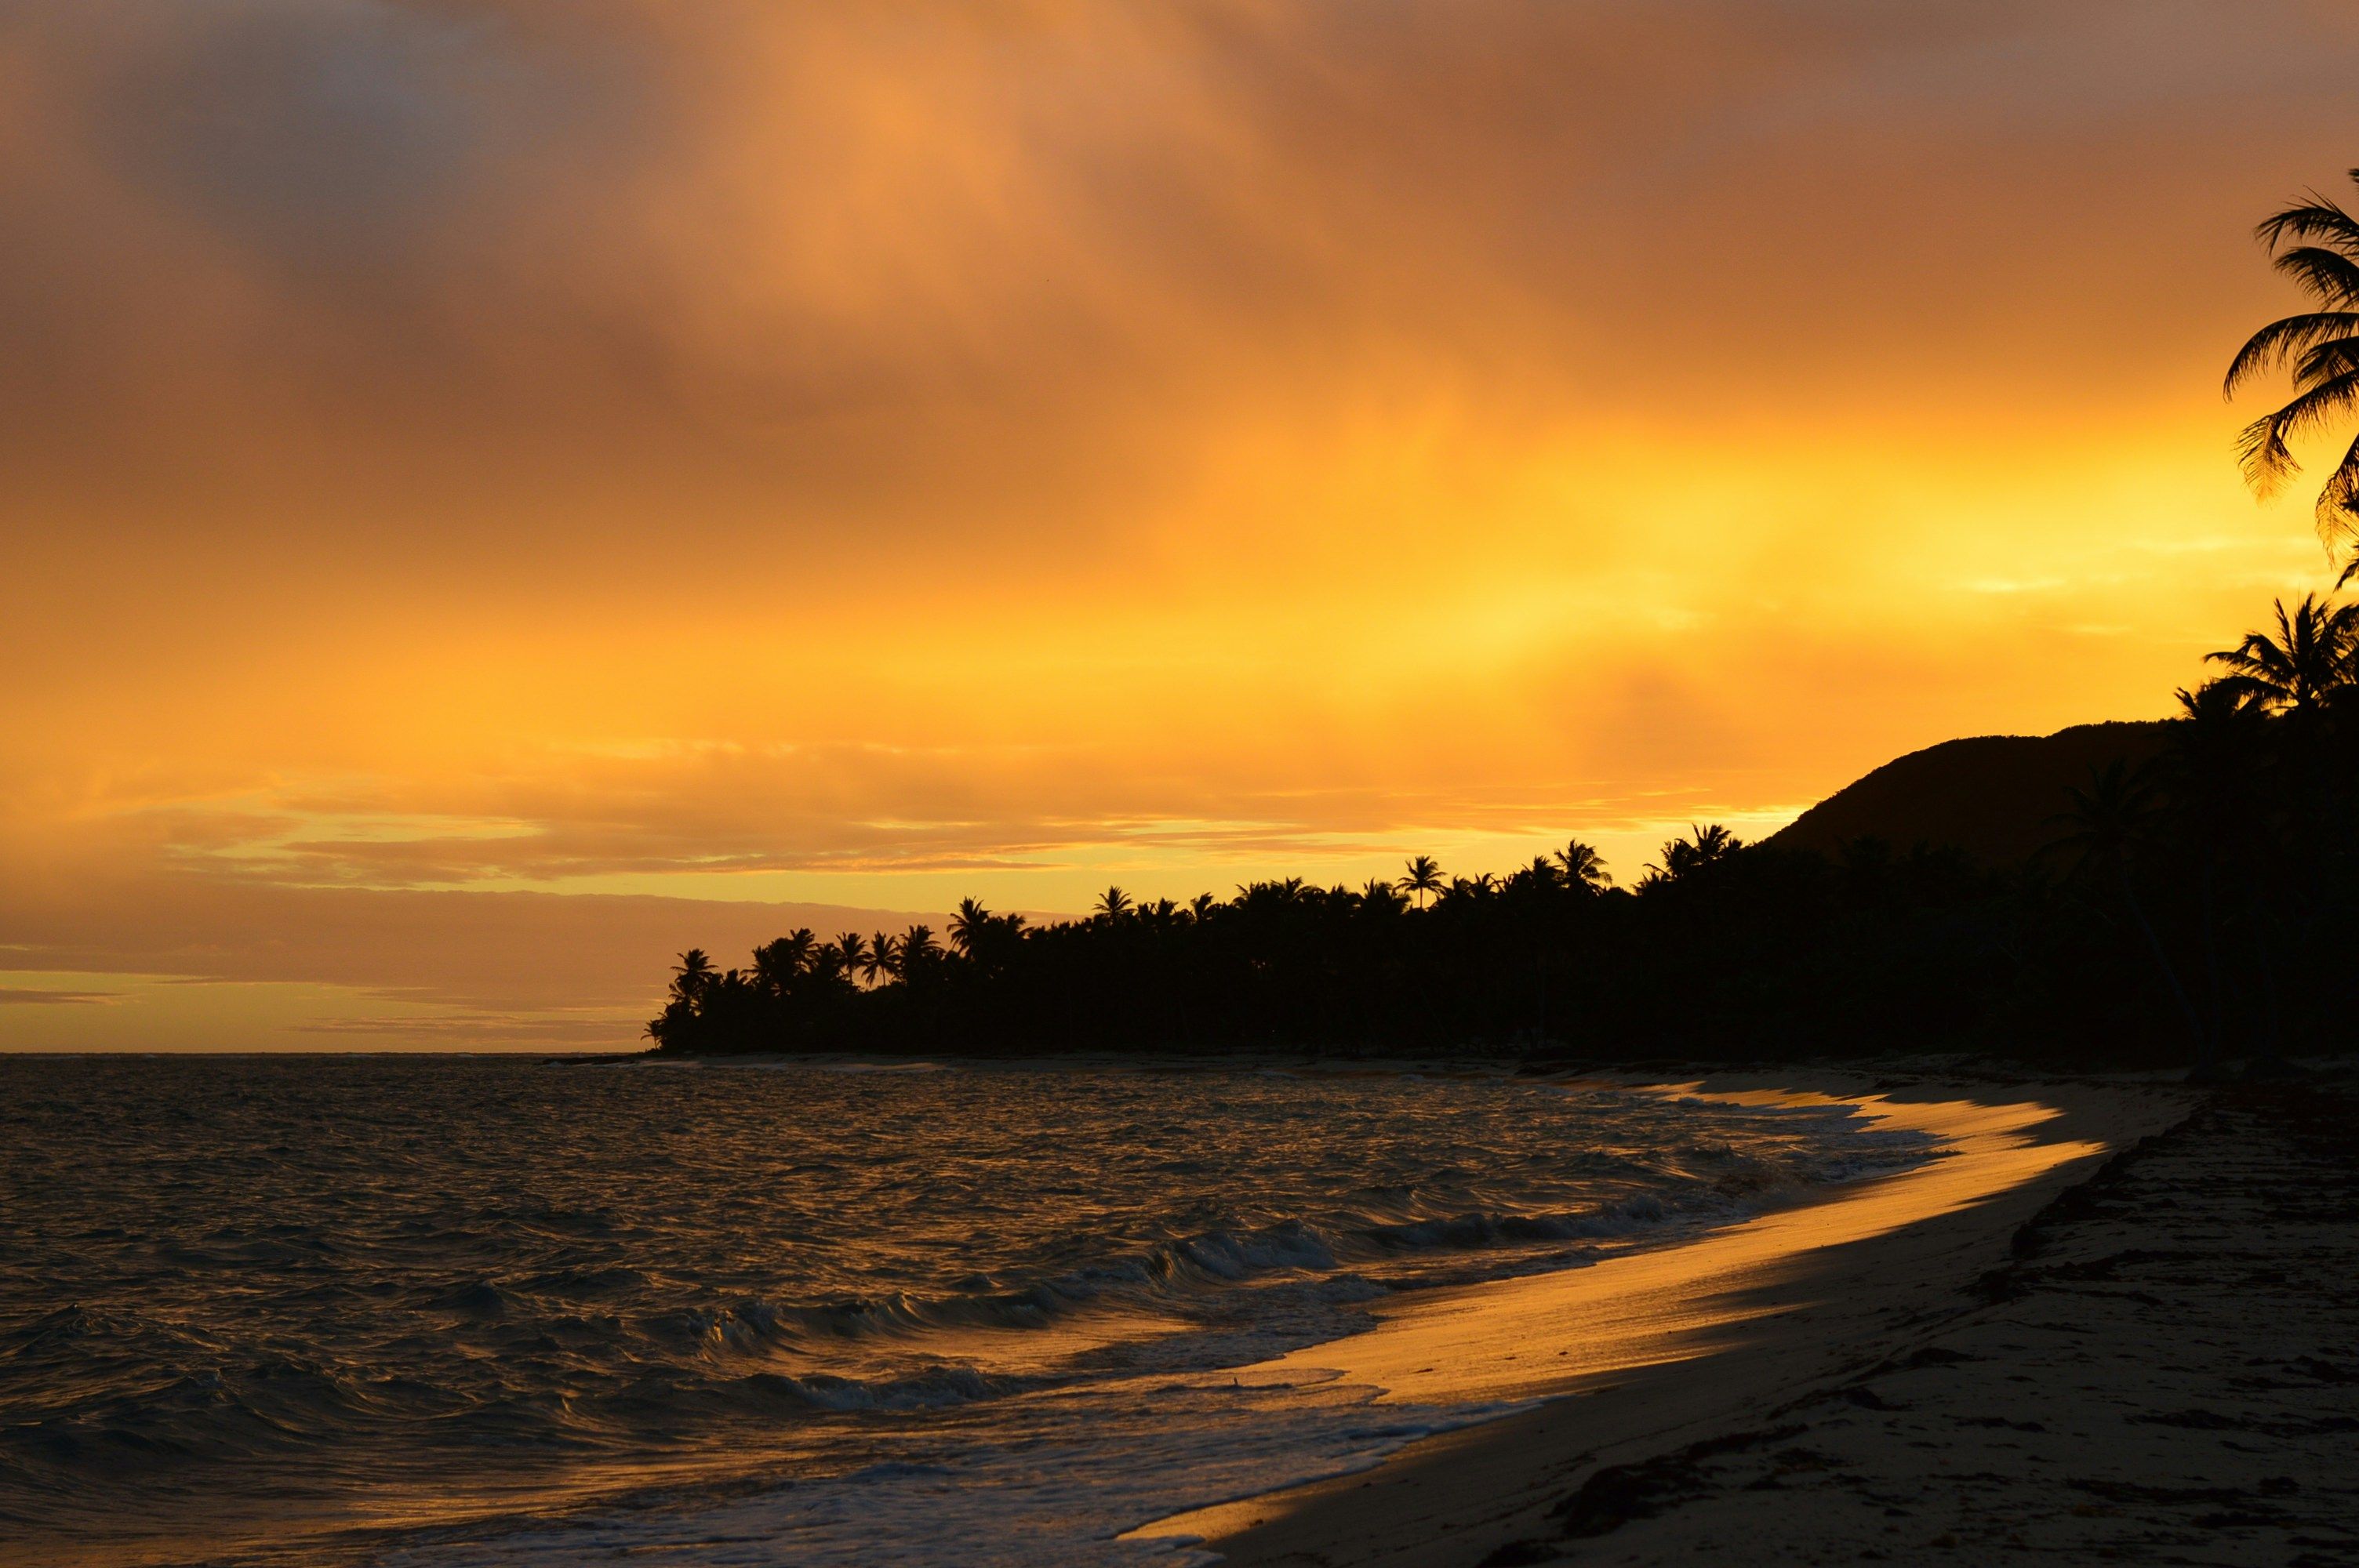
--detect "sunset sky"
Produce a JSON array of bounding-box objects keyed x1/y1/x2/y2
[{"x1": 5, "y1": 2, "x2": 2357, "y2": 1049}]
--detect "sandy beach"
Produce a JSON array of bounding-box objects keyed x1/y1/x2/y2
[{"x1": 1140, "y1": 1067, "x2": 2359, "y2": 1566}]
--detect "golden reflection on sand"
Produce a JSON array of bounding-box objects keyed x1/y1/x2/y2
[{"x1": 1131, "y1": 1086, "x2": 2104, "y2": 1546}]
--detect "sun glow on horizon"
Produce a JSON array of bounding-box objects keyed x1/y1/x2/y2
[{"x1": 5, "y1": 1, "x2": 2357, "y2": 1047}]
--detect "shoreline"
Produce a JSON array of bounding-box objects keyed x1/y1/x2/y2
[{"x1": 1132, "y1": 1067, "x2": 2195, "y2": 1566}]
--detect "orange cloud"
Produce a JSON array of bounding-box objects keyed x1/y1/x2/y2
[{"x1": 4, "y1": 1, "x2": 2356, "y2": 1046}]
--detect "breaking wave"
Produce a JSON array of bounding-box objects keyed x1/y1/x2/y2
[{"x1": 0, "y1": 1056, "x2": 1936, "y2": 1567}]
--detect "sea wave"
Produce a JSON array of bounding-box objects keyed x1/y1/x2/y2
[{"x1": 0, "y1": 1056, "x2": 1938, "y2": 1567}]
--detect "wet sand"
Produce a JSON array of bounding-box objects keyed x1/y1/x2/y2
[{"x1": 1130, "y1": 1068, "x2": 2359, "y2": 1566}]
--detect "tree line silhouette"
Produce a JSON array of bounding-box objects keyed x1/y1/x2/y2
[
  {"x1": 647, "y1": 172, "x2": 2359, "y2": 1073},
  {"x1": 644, "y1": 592, "x2": 2358, "y2": 1072}
]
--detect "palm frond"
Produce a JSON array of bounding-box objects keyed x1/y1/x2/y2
[
  {"x1": 2206, "y1": 630, "x2": 2291, "y2": 685},
  {"x1": 2223, "y1": 311, "x2": 2359, "y2": 396},
  {"x1": 2235, "y1": 413, "x2": 2299, "y2": 497},
  {"x1": 2317, "y1": 432, "x2": 2359, "y2": 561},
  {"x1": 2256, "y1": 195, "x2": 2359, "y2": 256},
  {"x1": 2270, "y1": 245, "x2": 2359, "y2": 307},
  {"x1": 2292, "y1": 336, "x2": 2359, "y2": 390},
  {"x1": 2203, "y1": 671, "x2": 2281, "y2": 710},
  {"x1": 2235, "y1": 373, "x2": 2359, "y2": 496}
]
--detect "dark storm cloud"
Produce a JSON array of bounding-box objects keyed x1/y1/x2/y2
[
  {"x1": 7, "y1": 0, "x2": 2354, "y2": 532},
  {"x1": 83, "y1": 2, "x2": 525, "y2": 263}
]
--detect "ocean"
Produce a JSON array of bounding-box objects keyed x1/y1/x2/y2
[{"x1": 0, "y1": 1055, "x2": 1936, "y2": 1566}]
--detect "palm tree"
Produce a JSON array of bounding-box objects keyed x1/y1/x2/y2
[
  {"x1": 750, "y1": 930, "x2": 815, "y2": 995},
  {"x1": 949, "y1": 898, "x2": 994, "y2": 956},
  {"x1": 1647, "y1": 824, "x2": 1738, "y2": 884},
  {"x1": 1397, "y1": 855, "x2": 1444, "y2": 909},
  {"x1": 866, "y1": 931, "x2": 900, "y2": 985},
  {"x1": 2169, "y1": 679, "x2": 2270, "y2": 784},
  {"x1": 898, "y1": 924, "x2": 939, "y2": 975},
  {"x1": 836, "y1": 931, "x2": 868, "y2": 985},
  {"x1": 2226, "y1": 170, "x2": 2359, "y2": 568},
  {"x1": 2205, "y1": 593, "x2": 2359, "y2": 717},
  {"x1": 1554, "y1": 840, "x2": 1612, "y2": 892},
  {"x1": 1094, "y1": 886, "x2": 1133, "y2": 920},
  {"x1": 2168, "y1": 681, "x2": 2272, "y2": 1064},
  {"x1": 671, "y1": 948, "x2": 714, "y2": 1004},
  {"x1": 1189, "y1": 892, "x2": 1218, "y2": 922},
  {"x1": 2046, "y1": 759, "x2": 2213, "y2": 1075}
]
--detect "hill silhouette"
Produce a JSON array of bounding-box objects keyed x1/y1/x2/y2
[
  {"x1": 1766, "y1": 720, "x2": 2170, "y2": 866},
  {"x1": 646, "y1": 583, "x2": 2358, "y2": 1075}
]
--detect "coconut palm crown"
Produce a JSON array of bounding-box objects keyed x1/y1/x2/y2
[
  {"x1": 1554, "y1": 839, "x2": 1613, "y2": 891},
  {"x1": 1397, "y1": 855, "x2": 1445, "y2": 908},
  {"x1": 2226, "y1": 169, "x2": 2359, "y2": 575},
  {"x1": 2205, "y1": 593, "x2": 2359, "y2": 716}
]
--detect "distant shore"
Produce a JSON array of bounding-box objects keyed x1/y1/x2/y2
[{"x1": 1140, "y1": 1064, "x2": 2358, "y2": 1566}]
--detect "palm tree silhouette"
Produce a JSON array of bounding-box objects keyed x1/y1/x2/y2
[
  {"x1": 2206, "y1": 593, "x2": 2359, "y2": 716},
  {"x1": 2047, "y1": 759, "x2": 2213, "y2": 1075},
  {"x1": 1554, "y1": 840, "x2": 1612, "y2": 891},
  {"x1": 950, "y1": 898, "x2": 994, "y2": 956},
  {"x1": 671, "y1": 949, "x2": 714, "y2": 1003},
  {"x1": 642, "y1": 589, "x2": 2347, "y2": 1073},
  {"x1": 751, "y1": 930, "x2": 815, "y2": 995},
  {"x1": 2227, "y1": 169, "x2": 2359, "y2": 568},
  {"x1": 898, "y1": 925, "x2": 939, "y2": 975},
  {"x1": 1648, "y1": 825, "x2": 1737, "y2": 884},
  {"x1": 2168, "y1": 681, "x2": 2272, "y2": 1064},
  {"x1": 835, "y1": 931, "x2": 868, "y2": 985}
]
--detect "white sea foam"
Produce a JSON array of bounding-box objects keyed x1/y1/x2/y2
[{"x1": 383, "y1": 1370, "x2": 1532, "y2": 1568}]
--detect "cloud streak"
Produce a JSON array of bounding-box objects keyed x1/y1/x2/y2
[{"x1": 5, "y1": 1, "x2": 2356, "y2": 1045}]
